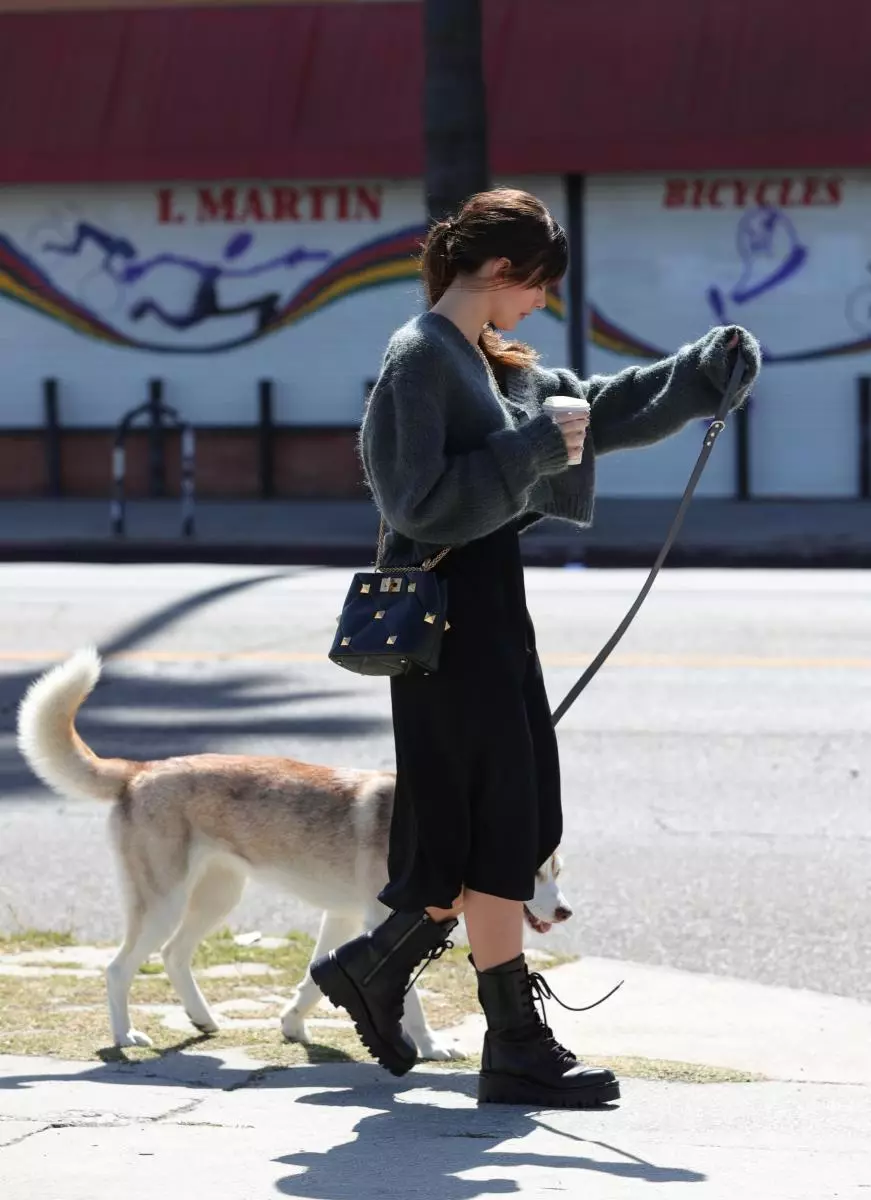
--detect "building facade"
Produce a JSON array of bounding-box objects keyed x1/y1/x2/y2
[{"x1": 0, "y1": 0, "x2": 868, "y2": 500}]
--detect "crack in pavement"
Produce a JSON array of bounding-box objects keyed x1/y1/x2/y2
[
  {"x1": 152, "y1": 1097, "x2": 207, "y2": 1123},
  {"x1": 223, "y1": 1065, "x2": 286, "y2": 1092},
  {"x1": 172, "y1": 1120, "x2": 257, "y2": 1129},
  {"x1": 0, "y1": 1123, "x2": 53, "y2": 1150},
  {"x1": 105, "y1": 1061, "x2": 267, "y2": 1093}
]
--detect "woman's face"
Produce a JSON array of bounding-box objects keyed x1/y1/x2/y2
[
  {"x1": 488, "y1": 278, "x2": 550, "y2": 331},
  {"x1": 475, "y1": 258, "x2": 553, "y2": 330}
]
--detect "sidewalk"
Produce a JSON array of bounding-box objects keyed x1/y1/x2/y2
[
  {"x1": 2, "y1": 956, "x2": 869, "y2": 1198},
  {"x1": 0, "y1": 497, "x2": 869, "y2": 566}
]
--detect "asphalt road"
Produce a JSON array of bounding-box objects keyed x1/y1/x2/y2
[{"x1": 0, "y1": 563, "x2": 868, "y2": 1002}]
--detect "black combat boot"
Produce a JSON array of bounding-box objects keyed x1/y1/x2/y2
[
  {"x1": 310, "y1": 910, "x2": 457, "y2": 1076},
  {"x1": 474, "y1": 953, "x2": 621, "y2": 1107}
]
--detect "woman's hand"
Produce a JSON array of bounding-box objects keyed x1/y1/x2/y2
[
  {"x1": 551, "y1": 410, "x2": 590, "y2": 465},
  {"x1": 697, "y1": 325, "x2": 762, "y2": 402}
]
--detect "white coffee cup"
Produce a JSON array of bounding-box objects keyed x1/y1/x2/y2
[{"x1": 542, "y1": 396, "x2": 591, "y2": 466}]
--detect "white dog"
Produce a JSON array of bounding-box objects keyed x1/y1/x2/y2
[{"x1": 17, "y1": 650, "x2": 574, "y2": 1056}]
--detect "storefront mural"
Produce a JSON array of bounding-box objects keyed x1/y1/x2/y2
[{"x1": 0, "y1": 173, "x2": 866, "y2": 494}]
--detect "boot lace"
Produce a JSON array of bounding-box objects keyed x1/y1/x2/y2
[
  {"x1": 527, "y1": 971, "x2": 624, "y2": 1065},
  {"x1": 404, "y1": 938, "x2": 455, "y2": 996}
]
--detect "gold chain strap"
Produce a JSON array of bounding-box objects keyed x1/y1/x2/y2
[{"x1": 375, "y1": 518, "x2": 450, "y2": 573}]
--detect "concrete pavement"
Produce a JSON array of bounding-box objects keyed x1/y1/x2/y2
[
  {"x1": 1, "y1": 955, "x2": 870, "y2": 1198},
  {"x1": 1, "y1": 497, "x2": 870, "y2": 566}
]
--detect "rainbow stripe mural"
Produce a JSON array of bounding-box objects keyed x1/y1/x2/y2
[
  {"x1": 0, "y1": 235, "x2": 129, "y2": 347},
  {"x1": 0, "y1": 222, "x2": 567, "y2": 354},
  {"x1": 4, "y1": 222, "x2": 871, "y2": 364}
]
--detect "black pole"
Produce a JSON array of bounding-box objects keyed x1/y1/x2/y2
[
  {"x1": 42, "y1": 378, "x2": 62, "y2": 498},
  {"x1": 566, "y1": 174, "x2": 586, "y2": 379},
  {"x1": 735, "y1": 402, "x2": 751, "y2": 500},
  {"x1": 424, "y1": 0, "x2": 490, "y2": 221},
  {"x1": 859, "y1": 376, "x2": 871, "y2": 500},
  {"x1": 148, "y1": 378, "x2": 165, "y2": 498},
  {"x1": 258, "y1": 379, "x2": 274, "y2": 499}
]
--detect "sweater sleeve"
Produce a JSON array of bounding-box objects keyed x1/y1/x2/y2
[
  {"x1": 555, "y1": 325, "x2": 761, "y2": 456},
  {"x1": 360, "y1": 351, "x2": 570, "y2": 545}
]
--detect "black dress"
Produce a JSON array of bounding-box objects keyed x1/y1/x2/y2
[{"x1": 377, "y1": 519, "x2": 562, "y2": 912}]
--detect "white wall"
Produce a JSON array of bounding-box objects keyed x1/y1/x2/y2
[{"x1": 586, "y1": 171, "x2": 866, "y2": 497}]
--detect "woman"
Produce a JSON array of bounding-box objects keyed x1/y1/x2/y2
[{"x1": 312, "y1": 188, "x2": 761, "y2": 1108}]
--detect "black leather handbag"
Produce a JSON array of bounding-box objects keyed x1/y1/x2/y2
[{"x1": 328, "y1": 521, "x2": 451, "y2": 677}]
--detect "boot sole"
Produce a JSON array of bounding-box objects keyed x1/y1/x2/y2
[
  {"x1": 310, "y1": 953, "x2": 417, "y2": 1078},
  {"x1": 478, "y1": 1072, "x2": 621, "y2": 1108}
]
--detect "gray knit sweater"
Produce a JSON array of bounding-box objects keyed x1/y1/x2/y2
[{"x1": 360, "y1": 311, "x2": 761, "y2": 567}]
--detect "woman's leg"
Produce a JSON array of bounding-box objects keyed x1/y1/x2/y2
[
  {"x1": 464, "y1": 891, "x2": 620, "y2": 1110},
  {"x1": 463, "y1": 888, "x2": 523, "y2": 972},
  {"x1": 426, "y1": 889, "x2": 525, "y2": 971},
  {"x1": 425, "y1": 891, "x2": 464, "y2": 925}
]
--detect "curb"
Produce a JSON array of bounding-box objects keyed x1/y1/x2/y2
[{"x1": 0, "y1": 541, "x2": 870, "y2": 568}]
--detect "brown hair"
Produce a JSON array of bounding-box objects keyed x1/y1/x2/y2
[{"x1": 420, "y1": 188, "x2": 568, "y2": 370}]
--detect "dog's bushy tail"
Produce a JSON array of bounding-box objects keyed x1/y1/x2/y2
[{"x1": 17, "y1": 648, "x2": 133, "y2": 803}]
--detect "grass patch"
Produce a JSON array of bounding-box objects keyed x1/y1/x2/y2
[
  {"x1": 0, "y1": 930, "x2": 559, "y2": 1069},
  {"x1": 581, "y1": 1055, "x2": 763, "y2": 1085},
  {"x1": 0, "y1": 929, "x2": 763, "y2": 1083},
  {"x1": 0, "y1": 930, "x2": 76, "y2": 953},
  {"x1": 191, "y1": 929, "x2": 316, "y2": 972}
]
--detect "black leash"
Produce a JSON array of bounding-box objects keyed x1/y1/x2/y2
[{"x1": 551, "y1": 354, "x2": 748, "y2": 728}]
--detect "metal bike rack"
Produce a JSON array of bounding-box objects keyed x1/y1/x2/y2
[{"x1": 110, "y1": 380, "x2": 196, "y2": 537}]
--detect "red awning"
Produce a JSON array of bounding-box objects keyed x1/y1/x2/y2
[{"x1": 1, "y1": 0, "x2": 869, "y2": 183}]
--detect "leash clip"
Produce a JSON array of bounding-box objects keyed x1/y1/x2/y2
[{"x1": 704, "y1": 419, "x2": 726, "y2": 448}]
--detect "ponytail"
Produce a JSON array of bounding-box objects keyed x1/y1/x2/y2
[{"x1": 420, "y1": 220, "x2": 457, "y2": 306}]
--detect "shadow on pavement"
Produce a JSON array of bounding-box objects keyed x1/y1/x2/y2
[
  {"x1": 273, "y1": 1071, "x2": 706, "y2": 1196},
  {"x1": 0, "y1": 1057, "x2": 706, "y2": 1194},
  {"x1": 0, "y1": 568, "x2": 388, "y2": 800}
]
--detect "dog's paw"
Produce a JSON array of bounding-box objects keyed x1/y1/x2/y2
[
  {"x1": 188, "y1": 1014, "x2": 220, "y2": 1035},
  {"x1": 280, "y1": 1008, "x2": 310, "y2": 1044},
  {"x1": 412, "y1": 1031, "x2": 467, "y2": 1062},
  {"x1": 116, "y1": 1028, "x2": 154, "y2": 1049}
]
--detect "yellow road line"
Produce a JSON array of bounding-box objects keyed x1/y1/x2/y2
[{"x1": 0, "y1": 650, "x2": 868, "y2": 670}]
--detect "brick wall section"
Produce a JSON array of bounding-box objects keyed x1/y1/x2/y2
[
  {"x1": 61, "y1": 432, "x2": 121, "y2": 496},
  {"x1": 0, "y1": 434, "x2": 47, "y2": 496},
  {"x1": 0, "y1": 429, "x2": 365, "y2": 498},
  {"x1": 163, "y1": 432, "x2": 261, "y2": 499},
  {"x1": 272, "y1": 430, "x2": 366, "y2": 500}
]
